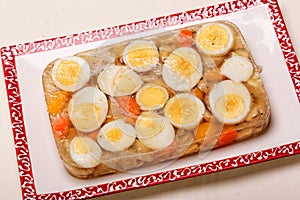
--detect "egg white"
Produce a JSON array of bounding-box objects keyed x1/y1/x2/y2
[
  {"x1": 136, "y1": 83, "x2": 169, "y2": 110},
  {"x1": 97, "y1": 65, "x2": 143, "y2": 97},
  {"x1": 162, "y1": 47, "x2": 203, "y2": 92},
  {"x1": 70, "y1": 136, "x2": 102, "y2": 168},
  {"x1": 123, "y1": 40, "x2": 159, "y2": 72},
  {"x1": 220, "y1": 55, "x2": 253, "y2": 82},
  {"x1": 209, "y1": 80, "x2": 251, "y2": 124},
  {"x1": 97, "y1": 119, "x2": 137, "y2": 152},
  {"x1": 195, "y1": 22, "x2": 234, "y2": 56},
  {"x1": 52, "y1": 56, "x2": 90, "y2": 92},
  {"x1": 164, "y1": 93, "x2": 205, "y2": 130},
  {"x1": 135, "y1": 112, "x2": 175, "y2": 150},
  {"x1": 68, "y1": 86, "x2": 108, "y2": 132}
]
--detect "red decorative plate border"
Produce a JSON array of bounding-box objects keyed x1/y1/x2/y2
[{"x1": 1, "y1": 0, "x2": 300, "y2": 199}]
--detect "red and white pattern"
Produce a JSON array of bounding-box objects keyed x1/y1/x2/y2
[{"x1": 1, "y1": 0, "x2": 300, "y2": 199}]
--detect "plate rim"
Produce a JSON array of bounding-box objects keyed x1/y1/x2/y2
[{"x1": 1, "y1": 0, "x2": 300, "y2": 199}]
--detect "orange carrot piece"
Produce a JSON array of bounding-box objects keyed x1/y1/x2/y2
[
  {"x1": 47, "y1": 91, "x2": 71, "y2": 115},
  {"x1": 181, "y1": 29, "x2": 193, "y2": 37},
  {"x1": 178, "y1": 29, "x2": 193, "y2": 47},
  {"x1": 52, "y1": 115, "x2": 70, "y2": 139},
  {"x1": 116, "y1": 96, "x2": 141, "y2": 117},
  {"x1": 217, "y1": 129, "x2": 238, "y2": 147},
  {"x1": 195, "y1": 122, "x2": 210, "y2": 140}
]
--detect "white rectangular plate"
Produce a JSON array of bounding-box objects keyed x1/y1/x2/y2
[{"x1": 1, "y1": 0, "x2": 300, "y2": 199}]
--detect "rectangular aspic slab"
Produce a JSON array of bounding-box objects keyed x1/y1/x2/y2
[{"x1": 41, "y1": 19, "x2": 270, "y2": 179}]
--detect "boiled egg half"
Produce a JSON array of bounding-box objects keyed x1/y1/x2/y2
[
  {"x1": 68, "y1": 86, "x2": 108, "y2": 132},
  {"x1": 52, "y1": 56, "x2": 90, "y2": 92},
  {"x1": 123, "y1": 40, "x2": 159, "y2": 72},
  {"x1": 97, "y1": 65, "x2": 143, "y2": 97},
  {"x1": 135, "y1": 112, "x2": 175, "y2": 150},
  {"x1": 162, "y1": 47, "x2": 203, "y2": 92},
  {"x1": 209, "y1": 80, "x2": 251, "y2": 124},
  {"x1": 196, "y1": 22, "x2": 234, "y2": 56},
  {"x1": 164, "y1": 93, "x2": 205, "y2": 130},
  {"x1": 97, "y1": 119, "x2": 136, "y2": 152},
  {"x1": 70, "y1": 136, "x2": 102, "y2": 168},
  {"x1": 136, "y1": 83, "x2": 169, "y2": 110},
  {"x1": 220, "y1": 55, "x2": 254, "y2": 82}
]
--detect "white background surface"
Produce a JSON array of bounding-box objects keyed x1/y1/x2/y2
[{"x1": 1, "y1": 0, "x2": 300, "y2": 199}]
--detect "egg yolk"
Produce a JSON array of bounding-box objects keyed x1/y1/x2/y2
[
  {"x1": 166, "y1": 98, "x2": 199, "y2": 125},
  {"x1": 72, "y1": 137, "x2": 91, "y2": 155},
  {"x1": 168, "y1": 53, "x2": 196, "y2": 77},
  {"x1": 139, "y1": 87, "x2": 166, "y2": 108},
  {"x1": 55, "y1": 60, "x2": 82, "y2": 86},
  {"x1": 136, "y1": 113, "x2": 164, "y2": 138},
  {"x1": 197, "y1": 25, "x2": 229, "y2": 51},
  {"x1": 113, "y1": 72, "x2": 138, "y2": 94},
  {"x1": 215, "y1": 94, "x2": 245, "y2": 119},
  {"x1": 105, "y1": 128, "x2": 123, "y2": 142},
  {"x1": 127, "y1": 44, "x2": 158, "y2": 67},
  {"x1": 71, "y1": 103, "x2": 101, "y2": 130}
]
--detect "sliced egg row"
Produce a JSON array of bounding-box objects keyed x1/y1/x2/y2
[
  {"x1": 99, "y1": 46, "x2": 204, "y2": 95},
  {"x1": 69, "y1": 115, "x2": 175, "y2": 168},
  {"x1": 50, "y1": 23, "x2": 252, "y2": 96},
  {"x1": 67, "y1": 85, "x2": 206, "y2": 135},
  {"x1": 51, "y1": 22, "x2": 249, "y2": 94},
  {"x1": 51, "y1": 53, "x2": 253, "y2": 99}
]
